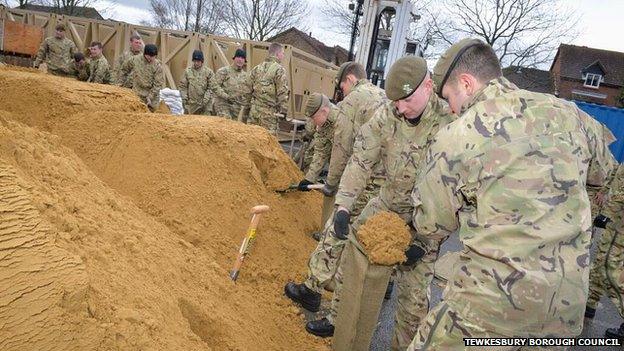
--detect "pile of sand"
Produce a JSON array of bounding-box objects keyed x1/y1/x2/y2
[
  {"x1": 358, "y1": 211, "x2": 411, "y2": 265},
  {"x1": 0, "y1": 68, "x2": 327, "y2": 350}
]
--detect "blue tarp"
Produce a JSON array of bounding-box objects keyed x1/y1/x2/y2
[{"x1": 575, "y1": 101, "x2": 624, "y2": 162}]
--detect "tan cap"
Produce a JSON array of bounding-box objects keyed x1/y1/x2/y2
[
  {"x1": 433, "y1": 38, "x2": 482, "y2": 95},
  {"x1": 305, "y1": 93, "x2": 326, "y2": 118},
  {"x1": 385, "y1": 56, "x2": 428, "y2": 101}
]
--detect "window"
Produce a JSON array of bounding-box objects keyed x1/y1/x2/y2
[{"x1": 584, "y1": 73, "x2": 602, "y2": 88}]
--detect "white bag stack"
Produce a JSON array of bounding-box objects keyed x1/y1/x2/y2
[{"x1": 159, "y1": 88, "x2": 184, "y2": 115}]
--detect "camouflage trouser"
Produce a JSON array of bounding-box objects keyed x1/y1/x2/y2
[
  {"x1": 587, "y1": 205, "x2": 624, "y2": 318},
  {"x1": 248, "y1": 104, "x2": 280, "y2": 135},
  {"x1": 214, "y1": 100, "x2": 241, "y2": 120},
  {"x1": 303, "y1": 185, "x2": 378, "y2": 296},
  {"x1": 301, "y1": 138, "x2": 315, "y2": 172},
  {"x1": 407, "y1": 303, "x2": 566, "y2": 350},
  {"x1": 48, "y1": 68, "x2": 72, "y2": 77},
  {"x1": 391, "y1": 258, "x2": 435, "y2": 351}
]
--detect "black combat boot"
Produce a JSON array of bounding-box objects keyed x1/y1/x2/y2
[
  {"x1": 284, "y1": 282, "x2": 321, "y2": 312},
  {"x1": 384, "y1": 281, "x2": 394, "y2": 300},
  {"x1": 605, "y1": 323, "x2": 624, "y2": 340},
  {"x1": 305, "y1": 317, "x2": 334, "y2": 337},
  {"x1": 584, "y1": 305, "x2": 596, "y2": 319}
]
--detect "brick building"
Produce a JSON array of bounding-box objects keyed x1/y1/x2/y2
[
  {"x1": 550, "y1": 44, "x2": 624, "y2": 107},
  {"x1": 268, "y1": 27, "x2": 349, "y2": 66}
]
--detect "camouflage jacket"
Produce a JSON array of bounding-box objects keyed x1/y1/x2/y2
[
  {"x1": 411, "y1": 77, "x2": 616, "y2": 337},
  {"x1": 336, "y1": 94, "x2": 454, "y2": 220},
  {"x1": 179, "y1": 65, "x2": 220, "y2": 113},
  {"x1": 305, "y1": 105, "x2": 338, "y2": 182},
  {"x1": 325, "y1": 79, "x2": 387, "y2": 187},
  {"x1": 34, "y1": 36, "x2": 76, "y2": 74},
  {"x1": 121, "y1": 55, "x2": 164, "y2": 110},
  {"x1": 114, "y1": 49, "x2": 142, "y2": 86},
  {"x1": 87, "y1": 54, "x2": 112, "y2": 84},
  {"x1": 243, "y1": 56, "x2": 289, "y2": 114},
  {"x1": 70, "y1": 61, "x2": 89, "y2": 81},
  {"x1": 214, "y1": 64, "x2": 248, "y2": 106}
]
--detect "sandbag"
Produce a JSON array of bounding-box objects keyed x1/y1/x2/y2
[{"x1": 333, "y1": 239, "x2": 392, "y2": 351}]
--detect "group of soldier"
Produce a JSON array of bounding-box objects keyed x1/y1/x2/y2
[
  {"x1": 31, "y1": 23, "x2": 624, "y2": 349},
  {"x1": 285, "y1": 38, "x2": 624, "y2": 350},
  {"x1": 33, "y1": 24, "x2": 289, "y2": 127}
]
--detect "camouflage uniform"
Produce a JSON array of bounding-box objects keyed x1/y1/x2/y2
[
  {"x1": 70, "y1": 61, "x2": 89, "y2": 81},
  {"x1": 213, "y1": 65, "x2": 248, "y2": 119},
  {"x1": 87, "y1": 54, "x2": 112, "y2": 84},
  {"x1": 121, "y1": 55, "x2": 164, "y2": 111},
  {"x1": 587, "y1": 163, "x2": 624, "y2": 319},
  {"x1": 300, "y1": 119, "x2": 317, "y2": 172},
  {"x1": 179, "y1": 65, "x2": 220, "y2": 115},
  {"x1": 242, "y1": 56, "x2": 289, "y2": 134},
  {"x1": 304, "y1": 79, "x2": 386, "y2": 312},
  {"x1": 114, "y1": 49, "x2": 142, "y2": 86},
  {"x1": 304, "y1": 106, "x2": 337, "y2": 182},
  {"x1": 33, "y1": 36, "x2": 77, "y2": 76},
  {"x1": 408, "y1": 77, "x2": 616, "y2": 350}
]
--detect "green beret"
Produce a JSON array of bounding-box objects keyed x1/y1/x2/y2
[
  {"x1": 385, "y1": 56, "x2": 428, "y2": 101},
  {"x1": 433, "y1": 38, "x2": 483, "y2": 95},
  {"x1": 305, "y1": 93, "x2": 326, "y2": 118},
  {"x1": 335, "y1": 61, "x2": 354, "y2": 88}
]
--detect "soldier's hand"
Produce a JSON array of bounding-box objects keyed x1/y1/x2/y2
[
  {"x1": 333, "y1": 209, "x2": 350, "y2": 240},
  {"x1": 594, "y1": 191, "x2": 608, "y2": 208},
  {"x1": 403, "y1": 243, "x2": 426, "y2": 267},
  {"x1": 297, "y1": 179, "x2": 313, "y2": 192},
  {"x1": 321, "y1": 183, "x2": 337, "y2": 197}
]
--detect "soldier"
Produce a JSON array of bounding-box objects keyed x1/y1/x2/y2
[
  {"x1": 213, "y1": 49, "x2": 248, "y2": 119},
  {"x1": 328, "y1": 57, "x2": 455, "y2": 351},
  {"x1": 179, "y1": 50, "x2": 221, "y2": 115},
  {"x1": 296, "y1": 93, "x2": 337, "y2": 185},
  {"x1": 586, "y1": 163, "x2": 624, "y2": 340},
  {"x1": 87, "y1": 41, "x2": 111, "y2": 84},
  {"x1": 121, "y1": 44, "x2": 164, "y2": 112},
  {"x1": 241, "y1": 43, "x2": 289, "y2": 134},
  {"x1": 33, "y1": 24, "x2": 77, "y2": 77},
  {"x1": 284, "y1": 62, "x2": 386, "y2": 337},
  {"x1": 114, "y1": 34, "x2": 144, "y2": 86},
  {"x1": 69, "y1": 52, "x2": 89, "y2": 82},
  {"x1": 407, "y1": 38, "x2": 616, "y2": 350}
]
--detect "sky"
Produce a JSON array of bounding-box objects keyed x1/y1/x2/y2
[{"x1": 9, "y1": 0, "x2": 624, "y2": 59}]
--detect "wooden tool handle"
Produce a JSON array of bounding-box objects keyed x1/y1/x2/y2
[
  {"x1": 307, "y1": 184, "x2": 325, "y2": 190},
  {"x1": 230, "y1": 205, "x2": 269, "y2": 281}
]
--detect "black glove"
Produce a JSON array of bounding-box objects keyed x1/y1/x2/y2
[
  {"x1": 403, "y1": 243, "x2": 426, "y2": 266},
  {"x1": 297, "y1": 179, "x2": 313, "y2": 191},
  {"x1": 333, "y1": 210, "x2": 350, "y2": 240},
  {"x1": 593, "y1": 214, "x2": 611, "y2": 229},
  {"x1": 321, "y1": 183, "x2": 337, "y2": 197}
]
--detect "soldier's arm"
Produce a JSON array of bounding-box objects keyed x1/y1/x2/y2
[
  {"x1": 275, "y1": 66, "x2": 290, "y2": 115},
  {"x1": 149, "y1": 64, "x2": 165, "y2": 110},
  {"x1": 412, "y1": 136, "x2": 462, "y2": 243},
  {"x1": 69, "y1": 41, "x2": 76, "y2": 58},
  {"x1": 325, "y1": 98, "x2": 357, "y2": 187},
  {"x1": 113, "y1": 54, "x2": 125, "y2": 85},
  {"x1": 179, "y1": 70, "x2": 189, "y2": 105},
  {"x1": 305, "y1": 127, "x2": 331, "y2": 182},
  {"x1": 34, "y1": 39, "x2": 48, "y2": 67},
  {"x1": 120, "y1": 57, "x2": 134, "y2": 88},
  {"x1": 582, "y1": 110, "x2": 617, "y2": 189},
  {"x1": 334, "y1": 111, "x2": 384, "y2": 213},
  {"x1": 210, "y1": 70, "x2": 229, "y2": 100}
]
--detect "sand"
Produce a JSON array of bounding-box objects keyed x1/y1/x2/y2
[
  {"x1": 358, "y1": 211, "x2": 411, "y2": 266},
  {"x1": 0, "y1": 67, "x2": 328, "y2": 350}
]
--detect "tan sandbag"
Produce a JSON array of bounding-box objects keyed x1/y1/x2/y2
[{"x1": 333, "y1": 240, "x2": 392, "y2": 351}]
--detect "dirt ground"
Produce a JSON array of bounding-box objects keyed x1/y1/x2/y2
[{"x1": 0, "y1": 67, "x2": 329, "y2": 351}]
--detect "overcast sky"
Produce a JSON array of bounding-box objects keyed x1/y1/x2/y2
[{"x1": 11, "y1": 0, "x2": 624, "y2": 60}]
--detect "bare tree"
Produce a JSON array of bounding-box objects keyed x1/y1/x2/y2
[
  {"x1": 223, "y1": 0, "x2": 309, "y2": 41},
  {"x1": 318, "y1": 0, "x2": 353, "y2": 42},
  {"x1": 430, "y1": 0, "x2": 579, "y2": 67},
  {"x1": 146, "y1": 0, "x2": 225, "y2": 33}
]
